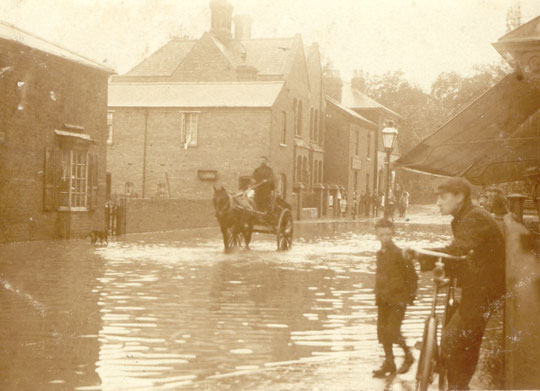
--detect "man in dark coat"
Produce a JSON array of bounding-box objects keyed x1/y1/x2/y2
[
  {"x1": 252, "y1": 156, "x2": 276, "y2": 213},
  {"x1": 373, "y1": 218, "x2": 418, "y2": 377},
  {"x1": 408, "y1": 177, "x2": 505, "y2": 390}
]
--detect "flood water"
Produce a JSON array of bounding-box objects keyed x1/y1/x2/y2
[{"x1": 0, "y1": 220, "x2": 501, "y2": 390}]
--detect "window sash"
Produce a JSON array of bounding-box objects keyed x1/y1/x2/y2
[
  {"x1": 107, "y1": 112, "x2": 113, "y2": 145},
  {"x1": 58, "y1": 150, "x2": 88, "y2": 208},
  {"x1": 281, "y1": 112, "x2": 287, "y2": 144},
  {"x1": 181, "y1": 112, "x2": 198, "y2": 146}
]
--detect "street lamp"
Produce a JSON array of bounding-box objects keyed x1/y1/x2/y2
[{"x1": 381, "y1": 122, "x2": 398, "y2": 219}]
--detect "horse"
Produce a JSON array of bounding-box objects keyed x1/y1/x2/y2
[{"x1": 212, "y1": 186, "x2": 254, "y2": 252}]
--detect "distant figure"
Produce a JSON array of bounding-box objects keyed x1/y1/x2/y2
[
  {"x1": 252, "y1": 156, "x2": 276, "y2": 213},
  {"x1": 352, "y1": 191, "x2": 358, "y2": 220},
  {"x1": 372, "y1": 218, "x2": 417, "y2": 377},
  {"x1": 388, "y1": 191, "x2": 396, "y2": 220},
  {"x1": 399, "y1": 190, "x2": 410, "y2": 217},
  {"x1": 365, "y1": 191, "x2": 372, "y2": 217},
  {"x1": 360, "y1": 191, "x2": 367, "y2": 216},
  {"x1": 341, "y1": 191, "x2": 348, "y2": 217}
]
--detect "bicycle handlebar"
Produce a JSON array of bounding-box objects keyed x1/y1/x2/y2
[{"x1": 411, "y1": 247, "x2": 466, "y2": 261}]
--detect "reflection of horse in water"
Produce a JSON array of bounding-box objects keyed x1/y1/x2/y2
[
  {"x1": 213, "y1": 186, "x2": 254, "y2": 251},
  {"x1": 212, "y1": 185, "x2": 294, "y2": 252}
]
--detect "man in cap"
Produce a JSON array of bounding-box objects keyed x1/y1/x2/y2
[
  {"x1": 252, "y1": 156, "x2": 276, "y2": 213},
  {"x1": 406, "y1": 177, "x2": 505, "y2": 390}
]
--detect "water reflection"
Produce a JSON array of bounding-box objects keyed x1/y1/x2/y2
[
  {"x1": 1, "y1": 221, "x2": 454, "y2": 390},
  {"x1": 0, "y1": 241, "x2": 103, "y2": 390}
]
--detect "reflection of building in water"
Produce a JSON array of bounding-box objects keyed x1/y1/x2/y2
[{"x1": 0, "y1": 241, "x2": 103, "y2": 390}]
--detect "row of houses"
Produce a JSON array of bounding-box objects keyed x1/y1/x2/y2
[{"x1": 0, "y1": 0, "x2": 401, "y2": 242}]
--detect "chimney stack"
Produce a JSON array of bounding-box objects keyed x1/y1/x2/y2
[
  {"x1": 351, "y1": 69, "x2": 367, "y2": 93},
  {"x1": 233, "y1": 14, "x2": 253, "y2": 40},
  {"x1": 324, "y1": 69, "x2": 343, "y2": 102},
  {"x1": 210, "y1": 0, "x2": 233, "y2": 43}
]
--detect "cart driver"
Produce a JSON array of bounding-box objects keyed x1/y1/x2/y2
[{"x1": 252, "y1": 156, "x2": 276, "y2": 213}]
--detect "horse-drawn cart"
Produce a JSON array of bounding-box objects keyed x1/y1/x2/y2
[{"x1": 213, "y1": 186, "x2": 293, "y2": 252}]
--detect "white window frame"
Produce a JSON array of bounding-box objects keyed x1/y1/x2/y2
[
  {"x1": 58, "y1": 149, "x2": 89, "y2": 211},
  {"x1": 181, "y1": 112, "x2": 199, "y2": 148},
  {"x1": 280, "y1": 111, "x2": 287, "y2": 146},
  {"x1": 107, "y1": 111, "x2": 114, "y2": 145}
]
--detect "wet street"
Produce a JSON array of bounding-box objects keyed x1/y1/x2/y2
[{"x1": 1, "y1": 211, "x2": 502, "y2": 390}]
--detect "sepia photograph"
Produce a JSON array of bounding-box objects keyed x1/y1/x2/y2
[{"x1": 1, "y1": 0, "x2": 539, "y2": 389}]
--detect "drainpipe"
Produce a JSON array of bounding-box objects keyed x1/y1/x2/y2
[{"x1": 142, "y1": 109, "x2": 149, "y2": 198}]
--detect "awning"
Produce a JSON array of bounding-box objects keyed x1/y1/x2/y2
[
  {"x1": 54, "y1": 129, "x2": 93, "y2": 142},
  {"x1": 397, "y1": 73, "x2": 540, "y2": 185}
]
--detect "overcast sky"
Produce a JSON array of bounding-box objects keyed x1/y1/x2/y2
[{"x1": 1, "y1": 0, "x2": 539, "y2": 90}]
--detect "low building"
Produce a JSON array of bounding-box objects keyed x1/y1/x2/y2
[{"x1": 0, "y1": 22, "x2": 113, "y2": 242}]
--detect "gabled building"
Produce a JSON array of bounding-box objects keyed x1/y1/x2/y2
[
  {"x1": 324, "y1": 71, "x2": 402, "y2": 203},
  {"x1": 0, "y1": 22, "x2": 113, "y2": 242},
  {"x1": 324, "y1": 96, "x2": 377, "y2": 209},
  {"x1": 107, "y1": 0, "x2": 325, "y2": 215},
  {"x1": 341, "y1": 78, "x2": 402, "y2": 196}
]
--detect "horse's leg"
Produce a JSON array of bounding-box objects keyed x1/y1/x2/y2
[
  {"x1": 244, "y1": 218, "x2": 253, "y2": 250},
  {"x1": 220, "y1": 222, "x2": 230, "y2": 252}
]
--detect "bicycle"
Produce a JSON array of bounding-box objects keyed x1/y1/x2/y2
[{"x1": 413, "y1": 248, "x2": 465, "y2": 391}]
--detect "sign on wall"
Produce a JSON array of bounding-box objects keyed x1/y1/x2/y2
[{"x1": 351, "y1": 157, "x2": 362, "y2": 170}]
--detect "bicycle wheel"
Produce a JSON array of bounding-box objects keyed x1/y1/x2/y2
[{"x1": 416, "y1": 316, "x2": 438, "y2": 391}]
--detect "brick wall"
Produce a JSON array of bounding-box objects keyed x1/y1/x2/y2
[
  {"x1": 123, "y1": 198, "x2": 216, "y2": 233},
  {"x1": 171, "y1": 33, "x2": 238, "y2": 82},
  {"x1": 0, "y1": 39, "x2": 109, "y2": 243},
  {"x1": 107, "y1": 108, "x2": 271, "y2": 200}
]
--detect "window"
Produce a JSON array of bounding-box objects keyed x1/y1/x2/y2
[
  {"x1": 319, "y1": 111, "x2": 324, "y2": 144},
  {"x1": 277, "y1": 173, "x2": 287, "y2": 199},
  {"x1": 318, "y1": 160, "x2": 323, "y2": 183},
  {"x1": 107, "y1": 112, "x2": 113, "y2": 145},
  {"x1": 313, "y1": 160, "x2": 318, "y2": 185},
  {"x1": 309, "y1": 109, "x2": 314, "y2": 140},
  {"x1": 292, "y1": 99, "x2": 297, "y2": 135},
  {"x1": 281, "y1": 111, "x2": 287, "y2": 145},
  {"x1": 314, "y1": 110, "x2": 319, "y2": 144},
  {"x1": 354, "y1": 171, "x2": 358, "y2": 191},
  {"x1": 296, "y1": 100, "x2": 303, "y2": 136},
  {"x1": 366, "y1": 173, "x2": 370, "y2": 192},
  {"x1": 309, "y1": 158, "x2": 314, "y2": 186},
  {"x1": 181, "y1": 112, "x2": 198, "y2": 147},
  {"x1": 355, "y1": 130, "x2": 359, "y2": 156},
  {"x1": 44, "y1": 148, "x2": 98, "y2": 211},
  {"x1": 367, "y1": 133, "x2": 371, "y2": 158},
  {"x1": 296, "y1": 156, "x2": 302, "y2": 182},
  {"x1": 302, "y1": 156, "x2": 308, "y2": 182}
]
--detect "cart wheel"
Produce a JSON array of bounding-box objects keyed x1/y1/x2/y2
[
  {"x1": 276, "y1": 209, "x2": 293, "y2": 251},
  {"x1": 226, "y1": 227, "x2": 243, "y2": 249},
  {"x1": 416, "y1": 316, "x2": 438, "y2": 391}
]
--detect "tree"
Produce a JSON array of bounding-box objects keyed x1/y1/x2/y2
[
  {"x1": 355, "y1": 64, "x2": 508, "y2": 203},
  {"x1": 430, "y1": 64, "x2": 508, "y2": 118}
]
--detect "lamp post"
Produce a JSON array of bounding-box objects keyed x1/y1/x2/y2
[{"x1": 381, "y1": 122, "x2": 398, "y2": 219}]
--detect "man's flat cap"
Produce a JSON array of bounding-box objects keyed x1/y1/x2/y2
[{"x1": 436, "y1": 177, "x2": 471, "y2": 197}]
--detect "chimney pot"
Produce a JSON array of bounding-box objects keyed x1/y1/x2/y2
[{"x1": 233, "y1": 14, "x2": 253, "y2": 40}]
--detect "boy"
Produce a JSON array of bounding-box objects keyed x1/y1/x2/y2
[{"x1": 373, "y1": 218, "x2": 417, "y2": 377}]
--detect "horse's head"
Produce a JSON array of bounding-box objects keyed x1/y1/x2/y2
[{"x1": 213, "y1": 185, "x2": 231, "y2": 219}]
